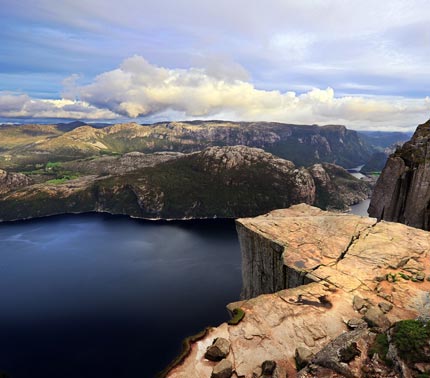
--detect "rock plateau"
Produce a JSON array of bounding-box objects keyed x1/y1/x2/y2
[{"x1": 166, "y1": 204, "x2": 430, "y2": 378}]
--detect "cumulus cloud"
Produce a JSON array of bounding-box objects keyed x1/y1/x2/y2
[
  {"x1": 1, "y1": 56, "x2": 429, "y2": 130},
  {"x1": 65, "y1": 56, "x2": 429, "y2": 130}
]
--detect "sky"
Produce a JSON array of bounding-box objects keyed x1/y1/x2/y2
[{"x1": 1, "y1": 0, "x2": 430, "y2": 131}]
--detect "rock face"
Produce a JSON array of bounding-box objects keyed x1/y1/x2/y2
[
  {"x1": 0, "y1": 146, "x2": 370, "y2": 222},
  {"x1": 369, "y1": 119, "x2": 430, "y2": 230},
  {"x1": 0, "y1": 169, "x2": 32, "y2": 195},
  {"x1": 166, "y1": 205, "x2": 430, "y2": 378}
]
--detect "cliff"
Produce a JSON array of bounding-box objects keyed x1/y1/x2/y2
[
  {"x1": 166, "y1": 205, "x2": 430, "y2": 378},
  {"x1": 0, "y1": 147, "x2": 370, "y2": 222},
  {"x1": 369, "y1": 119, "x2": 430, "y2": 229}
]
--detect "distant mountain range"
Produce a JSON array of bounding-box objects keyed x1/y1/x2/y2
[{"x1": 0, "y1": 120, "x2": 409, "y2": 171}]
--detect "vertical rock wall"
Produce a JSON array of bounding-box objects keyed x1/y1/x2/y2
[
  {"x1": 236, "y1": 222, "x2": 315, "y2": 299},
  {"x1": 369, "y1": 119, "x2": 430, "y2": 230}
]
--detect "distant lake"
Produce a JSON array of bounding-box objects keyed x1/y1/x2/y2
[
  {"x1": 0, "y1": 215, "x2": 242, "y2": 378},
  {"x1": 350, "y1": 198, "x2": 370, "y2": 217}
]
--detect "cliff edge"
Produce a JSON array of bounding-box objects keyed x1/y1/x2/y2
[
  {"x1": 166, "y1": 204, "x2": 430, "y2": 378},
  {"x1": 369, "y1": 118, "x2": 430, "y2": 229}
]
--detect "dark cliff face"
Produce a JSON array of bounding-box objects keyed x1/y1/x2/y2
[{"x1": 369, "y1": 119, "x2": 430, "y2": 229}]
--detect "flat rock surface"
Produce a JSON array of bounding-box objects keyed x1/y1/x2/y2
[{"x1": 167, "y1": 205, "x2": 430, "y2": 378}]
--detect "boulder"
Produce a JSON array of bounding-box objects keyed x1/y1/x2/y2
[
  {"x1": 363, "y1": 307, "x2": 391, "y2": 330},
  {"x1": 205, "y1": 337, "x2": 230, "y2": 361}
]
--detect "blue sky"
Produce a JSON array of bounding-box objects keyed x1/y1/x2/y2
[{"x1": 1, "y1": 0, "x2": 430, "y2": 130}]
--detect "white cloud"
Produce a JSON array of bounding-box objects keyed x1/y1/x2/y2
[
  {"x1": 1, "y1": 55, "x2": 429, "y2": 131},
  {"x1": 72, "y1": 56, "x2": 429, "y2": 130},
  {"x1": 0, "y1": 92, "x2": 118, "y2": 120}
]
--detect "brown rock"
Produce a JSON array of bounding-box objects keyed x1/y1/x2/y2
[
  {"x1": 211, "y1": 359, "x2": 233, "y2": 378},
  {"x1": 205, "y1": 337, "x2": 230, "y2": 361},
  {"x1": 346, "y1": 318, "x2": 367, "y2": 329},
  {"x1": 378, "y1": 302, "x2": 393, "y2": 313},
  {"x1": 353, "y1": 296, "x2": 367, "y2": 311},
  {"x1": 363, "y1": 307, "x2": 391, "y2": 330}
]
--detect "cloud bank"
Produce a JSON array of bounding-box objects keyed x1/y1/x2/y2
[{"x1": 1, "y1": 56, "x2": 429, "y2": 131}]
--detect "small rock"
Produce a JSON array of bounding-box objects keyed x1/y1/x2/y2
[
  {"x1": 211, "y1": 359, "x2": 233, "y2": 378},
  {"x1": 427, "y1": 275, "x2": 430, "y2": 282},
  {"x1": 346, "y1": 318, "x2": 367, "y2": 329},
  {"x1": 375, "y1": 275, "x2": 386, "y2": 282},
  {"x1": 363, "y1": 306, "x2": 391, "y2": 330},
  {"x1": 378, "y1": 302, "x2": 393, "y2": 314},
  {"x1": 353, "y1": 296, "x2": 367, "y2": 311},
  {"x1": 295, "y1": 347, "x2": 314, "y2": 370},
  {"x1": 261, "y1": 360, "x2": 276, "y2": 375},
  {"x1": 415, "y1": 272, "x2": 425, "y2": 281},
  {"x1": 205, "y1": 337, "x2": 231, "y2": 361}
]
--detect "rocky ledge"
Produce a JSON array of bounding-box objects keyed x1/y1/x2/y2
[{"x1": 166, "y1": 204, "x2": 430, "y2": 378}]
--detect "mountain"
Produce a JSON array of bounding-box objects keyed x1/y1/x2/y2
[
  {"x1": 0, "y1": 121, "x2": 374, "y2": 170},
  {"x1": 369, "y1": 118, "x2": 430, "y2": 229},
  {"x1": 0, "y1": 146, "x2": 370, "y2": 222},
  {"x1": 360, "y1": 151, "x2": 389, "y2": 173},
  {"x1": 357, "y1": 130, "x2": 412, "y2": 150}
]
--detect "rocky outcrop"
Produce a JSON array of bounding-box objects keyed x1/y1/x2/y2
[
  {"x1": 166, "y1": 205, "x2": 430, "y2": 378},
  {"x1": 0, "y1": 169, "x2": 32, "y2": 195},
  {"x1": 0, "y1": 147, "x2": 370, "y2": 222},
  {"x1": 369, "y1": 119, "x2": 430, "y2": 230},
  {"x1": 309, "y1": 163, "x2": 371, "y2": 210}
]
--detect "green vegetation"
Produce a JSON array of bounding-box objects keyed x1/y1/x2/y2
[
  {"x1": 45, "y1": 175, "x2": 79, "y2": 185},
  {"x1": 228, "y1": 308, "x2": 245, "y2": 325},
  {"x1": 368, "y1": 333, "x2": 391, "y2": 365},
  {"x1": 45, "y1": 161, "x2": 62, "y2": 171},
  {"x1": 392, "y1": 319, "x2": 430, "y2": 363},
  {"x1": 399, "y1": 272, "x2": 411, "y2": 280}
]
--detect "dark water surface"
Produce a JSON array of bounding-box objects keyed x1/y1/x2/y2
[{"x1": 0, "y1": 214, "x2": 242, "y2": 378}]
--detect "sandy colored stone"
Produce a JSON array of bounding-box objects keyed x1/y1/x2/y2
[{"x1": 167, "y1": 205, "x2": 430, "y2": 378}]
